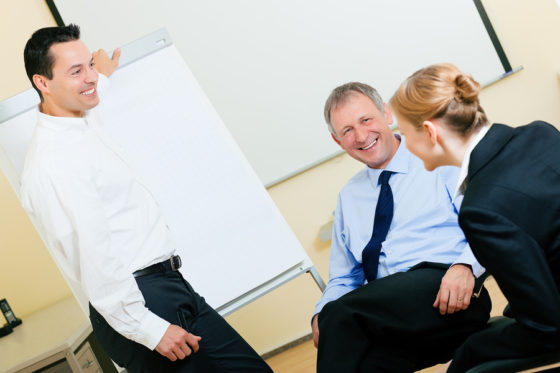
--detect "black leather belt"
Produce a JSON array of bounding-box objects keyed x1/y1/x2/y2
[{"x1": 133, "y1": 255, "x2": 182, "y2": 278}]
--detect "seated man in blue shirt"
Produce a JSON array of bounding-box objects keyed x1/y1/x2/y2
[{"x1": 312, "y1": 82, "x2": 491, "y2": 373}]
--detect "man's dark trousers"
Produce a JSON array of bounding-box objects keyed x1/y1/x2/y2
[
  {"x1": 89, "y1": 270, "x2": 272, "y2": 373},
  {"x1": 317, "y1": 263, "x2": 491, "y2": 373}
]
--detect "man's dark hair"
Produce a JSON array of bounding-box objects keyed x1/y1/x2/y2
[{"x1": 23, "y1": 24, "x2": 81, "y2": 99}]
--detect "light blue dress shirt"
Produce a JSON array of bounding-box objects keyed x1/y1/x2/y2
[{"x1": 314, "y1": 136, "x2": 484, "y2": 316}]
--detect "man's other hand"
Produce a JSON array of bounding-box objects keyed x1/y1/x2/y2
[
  {"x1": 93, "y1": 48, "x2": 121, "y2": 77},
  {"x1": 155, "y1": 324, "x2": 202, "y2": 361},
  {"x1": 433, "y1": 264, "x2": 474, "y2": 315},
  {"x1": 312, "y1": 314, "x2": 320, "y2": 348}
]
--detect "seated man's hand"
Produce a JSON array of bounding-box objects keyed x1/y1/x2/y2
[
  {"x1": 312, "y1": 314, "x2": 320, "y2": 348},
  {"x1": 93, "y1": 48, "x2": 121, "y2": 77},
  {"x1": 155, "y1": 324, "x2": 202, "y2": 361},
  {"x1": 433, "y1": 264, "x2": 474, "y2": 315}
]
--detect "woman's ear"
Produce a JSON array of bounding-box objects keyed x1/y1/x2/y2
[{"x1": 422, "y1": 120, "x2": 439, "y2": 146}]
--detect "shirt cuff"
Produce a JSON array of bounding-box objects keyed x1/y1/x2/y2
[
  {"x1": 311, "y1": 303, "x2": 327, "y2": 326},
  {"x1": 133, "y1": 311, "x2": 171, "y2": 350},
  {"x1": 452, "y1": 247, "x2": 485, "y2": 278}
]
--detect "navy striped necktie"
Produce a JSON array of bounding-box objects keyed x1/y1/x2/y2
[{"x1": 362, "y1": 170, "x2": 394, "y2": 282}]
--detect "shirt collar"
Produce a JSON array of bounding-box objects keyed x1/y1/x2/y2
[
  {"x1": 366, "y1": 134, "x2": 409, "y2": 184},
  {"x1": 453, "y1": 125, "x2": 490, "y2": 201},
  {"x1": 37, "y1": 109, "x2": 91, "y2": 131}
]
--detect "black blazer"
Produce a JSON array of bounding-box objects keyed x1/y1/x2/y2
[{"x1": 459, "y1": 121, "x2": 560, "y2": 338}]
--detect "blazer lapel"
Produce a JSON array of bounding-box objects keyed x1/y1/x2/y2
[{"x1": 467, "y1": 123, "x2": 515, "y2": 182}]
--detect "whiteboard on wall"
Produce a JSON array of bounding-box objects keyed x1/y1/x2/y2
[
  {"x1": 50, "y1": 0, "x2": 509, "y2": 186},
  {"x1": 0, "y1": 30, "x2": 317, "y2": 315}
]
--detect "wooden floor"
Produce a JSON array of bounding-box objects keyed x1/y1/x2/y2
[
  {"x1": 266, "y1": 339, "x2": 318, "y2": 373},
  {"x1": 266, "y1": 278, "x2": 509, "y2": 373}
]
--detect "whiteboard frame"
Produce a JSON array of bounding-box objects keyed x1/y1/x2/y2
[{"x1": 217, "y1": 258, "x2": 326, "y2": 316}]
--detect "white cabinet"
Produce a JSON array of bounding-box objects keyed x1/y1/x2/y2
[{"x1": 0, "y1": 297, "x2": 116, "y2": 373}]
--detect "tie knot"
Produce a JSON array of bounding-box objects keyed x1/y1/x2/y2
[{"x1": 378, "y1": 170, "x2": 393, "y2": 186}]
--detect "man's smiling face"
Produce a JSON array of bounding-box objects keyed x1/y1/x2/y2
[
  {"x1": 39, "y1": 39, "x2": 99, "y2": 117},
  {"x1": 330, "y1": 92, "x2": 399, "y2": 169}
]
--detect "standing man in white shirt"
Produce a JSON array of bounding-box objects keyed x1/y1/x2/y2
[{"x1": 21, "y1": 24, "x2": 272, "y2": 373}]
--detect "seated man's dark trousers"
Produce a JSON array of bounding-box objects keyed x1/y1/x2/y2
[
  {"x1": 89, "y1": 269, "x2": 272, "y2": 373},
  {"x1": 317, "y1": 263, "x2": 491, "y2": 373}
]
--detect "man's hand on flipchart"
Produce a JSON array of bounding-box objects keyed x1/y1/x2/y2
[
  {"x1": 92, "y1": 48, "x2": 121, "y2": 77},
  {"x1": 433, "y1": 264, "x2": 475, "y2": 315},
  {"x1": 155, "y1": 324, "x2": 202, "y2": 361},
  {"x1": 312, "y1": 314, "x2": 320, "y2": 348}
]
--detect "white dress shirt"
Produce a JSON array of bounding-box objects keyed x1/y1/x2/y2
[
  {"x1": 453, "y1": 125, "x2": 490, "y2": 202},
  {"x1": 20, "y1": 75, "x2": 175, "y2": 350}
]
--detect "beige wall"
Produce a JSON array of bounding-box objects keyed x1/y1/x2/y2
[
  {"x1": 0, "y1": 0, "x2": 57, "y2": 101},
  {"x1": 478, "y1": 0, "x2": 560, "y2": 126},
  {"x1": 1, "y1": 0, "x2": 559, "y2": 355},
  {"x1": 0, "y1": 0, "x2": 72, "y2": 316}
]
